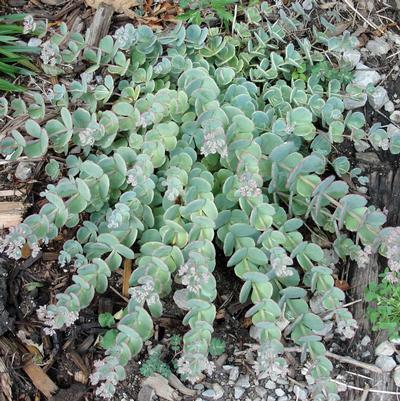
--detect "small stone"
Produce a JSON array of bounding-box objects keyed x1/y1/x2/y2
[
  {"x1": 203, "y1": 387, "x2": 224, "y2": 401},
  {"x1": 366, "y1": 37, "x2": 391, "y2": 56},
  {"x1": 368, "y1": 86, "x2": 389, "y2": 110},
  {"x1": 216, "y1": 353, "x2": 228, "y2": 367},
  {"x1": 255, "y1": 386, "x2": 267, "y2": 398},
  {"x1": 342, "y1": 49, "x2": 361, "y2": 69},
  {"x1": 387, "y1": 32, "x2": 400, "y2": 46},
  {"x1": 213, "y1": 384, "x2": 224, "y2": 400},
  {"x1": 293, "y1": 385, "x2": 308, "y2": 400},
  {"x1": 353, "y1": 63, "x2": 381, "y2": 88},
  {"x1": 375, "y1": 355, "x2": 397, "y2": 372},
  {"x1": 267, "y1": 397, "x2": 276, "y2": 401},
  {"x1": 253, "y1": 398, "x2": 261, "y2": 401},
  {"x1": 390, "y1": 111, "x2": 400, "y2": 124},
  {"x1": 229, "y1": 367, "x2": 240, "y2": 383},
  {"x1": 15, "y1": 161, "x2": 35, "y2": 181},
  {"x1": 196, "y1": 399, "x2": 204, "y2": 401},
  {"x1": 362, "y1": 351, "x2": 371, "y2": 358},
  {"x1": 275, "y1": 389, "x2": 285, "y2": 397},
  {"x1": 384, "y1": 101, "x2": 395, "y2": 113},
  {"x1": 236, "y1": 375, "x2": 250, "y2": 389},
  {"x1": 234, "y1": 386, "x2": 245, "y2": 399},
  {"x1": 265, "y1": 380, "x2": 277, "y2": 390},
  {"x1": 278, "y1": 397, "x2": 288, "y2": 401},
  {"x1": 194, "y1": 384, "x2": 204, "y2": 391},
  {"x1": 344, "y1": 93, "x2": 367, "y2": 110},
  {"x1": 223, "y1": 365, "x2": 234, "y2": 371},
  {"x1": 394, "y1": 366, "x2": 400, "y2": 387},
  {"x1": 361, "y1": 336, "x2": 371, "y2": 347},
  {"x1": 376, "y1": 341, "x2": 396, "y2": 356}
]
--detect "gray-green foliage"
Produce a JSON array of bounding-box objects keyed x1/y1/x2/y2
[{"x1": 0, "y1": 6, "x2": 395, "y2": 400}]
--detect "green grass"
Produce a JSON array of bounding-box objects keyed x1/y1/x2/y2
[{"x1": 0, "y1": 14, "x2": 41, "y2": 92}]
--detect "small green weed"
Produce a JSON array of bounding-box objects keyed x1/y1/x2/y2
[{"x1": 366, "y1": 271, "x2": 400, "y2": 340}]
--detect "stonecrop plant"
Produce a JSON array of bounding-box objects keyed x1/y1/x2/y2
[{"x1": 1, "y1": 3, "x2": 400, "y2": 400}]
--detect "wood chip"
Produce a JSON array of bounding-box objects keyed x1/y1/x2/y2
[
  {"x1": 86, "y1": 3, "x2": 115, "y2": 48},
  {"x1": 85, "y1": 0, "x2": 136, "y2": 12},
  {"x1": 122, "y1": 259, "x2": 132, "y2": 298},
  {"x1": 138, "y1": 385, "x2": 155, "y2": 401},
  {"x1": 0, "y1": 357, "x2": 12, "y2": 401},
  {"x1": 143, "y1": 374, "x2": 181, "y2": 401},
  {"x1": 168, "y1": 373, "x2": 196, "y2": 396},
  {"x1": 0, "y1": 202, "x2": 27, "y2": 229},
  {"x1": 23, "y1": 360, "x2": 58, "y2": 399}
]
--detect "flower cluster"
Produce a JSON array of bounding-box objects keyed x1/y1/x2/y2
[
  {"x1": 78, "y1": 127, "x2": 96, "y2": 147},
  {"x1": 113, "y1": 24, "x2": 136, "y2": 50},
  {"x1": 270, "y1": 247, "x2": 294, "y2": 278},
  {"x1": 237, "y1": 173, "x2": 262, "y2": 198},
  {"x1": 355, "y1": 245, "x2": 372, "y2": 268},
  {"x1": 23, "y1": 15, "x2": 36, "y2": 34},
  {"x1": 37, "y1": 305, "x2": 78, "y2": 336},
  {"x1": 90, "y1": 359, "x2": 120, "y2": 399},
  {"x1": 129, "y1": 276, "x2": 159, "y2": 306},
  {"x1": 254, "y1": 341, "x2": 289, "y2": 381},
  {"x1": 40, "y1": 41, "x2": 58, "y2": 65},
  {"x1": 178, "y1": 259, "x2": 212, "y2": 295},
  {"x1": 336, "y1": 318, "x2": 358, "y2": 339},
  {"x1": 200, "y1": 122, "x2": 228, "y2": 158},
  {"x1": 176, "y1": 353, "x2": 215, "y2": 383}
]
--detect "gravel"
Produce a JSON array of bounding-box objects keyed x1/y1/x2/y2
[
  {"x1": 375, "y1": 355, "x2": 397, "y2": 372},
  {"x1": 375, "y1": 341, "x2": 396, "y2": 356},
  {"x1": 368, "y1": 86, "x2": 389, "y2": 110},
  {"x1": 366, "y1": 37, "x2": 391, "y2": 56}
]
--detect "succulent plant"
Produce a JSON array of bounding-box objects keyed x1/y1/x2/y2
[{"x1": 0, "y1": 5, "x2": 396, "y2": 400}]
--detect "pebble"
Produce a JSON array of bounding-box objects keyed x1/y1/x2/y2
[
  {"x1": 361, "y1": 335, "x2": 371, "y2": 347},
  {"x1": 384, "y1": 101, "x2": 395, "y2": 113},
  {"x1": 229, "y1": 367, "x2": 240, "y2": 383},
  {"x1": 394, "y1": 366, "x2": 400, "y2": 387},
  {"x1": 353, "y1": 63, "x2": 381, "y2": 88},
  {"x1": 342, "y1": 49, "x2": 361, "y2": 69},
  {"x1": 375, "y1": 355, "x2": 397, "y2": 372},
  {"x1": 390, "y1": 110, "x2": 400, "y2": 124},
  {"x1": 255, "y1": 386, "x2": 267, "y2": 398},
  {"x1": 293, "y1": 385, "x2": 308, "y2": 400},
  {"x1": 223, "y1": 365, "x2": 234, "y2": 372},
  {"x1": 202, "y1": 384, "x2": 224, "y2": 400},
  {"x1": 236, "y1": 375, "x2": 250, "y2": 389},
  {"x1": 366, "y1": 37, "x2": 391, "y2": 56},
  {"x1": 194, "y1": 384, "x2": 204, "y2": 391},
  {"x1": 278, "y1": 397, "x2": 288, "y2": 401},
  {"x1": 267, "y1": 397, "x2": 276, "y2": 401},
  {"x1": 265, "y1": 380, "x2": 277, "y2": 390},
  {"x1": 275, "y1": 389, "x2": 285, "y2": 397},
  {"x1": 387, "y1": 32, "x2": 400, "y2": 46},
  {"x1": 15, "y1": 161, "x2": 35, "y2": 181},
  {"x1": 368, "y1": 86, "x2": 389, "y2": 110},
  {"x1": 234, "y1": 386, "x2": 245, "y2": 399},
  {"x1": 376, "y1": 341, "x2": 396, "y2": 356}
]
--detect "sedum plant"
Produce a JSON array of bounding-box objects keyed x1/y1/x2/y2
[{"x1": 0, "y1": 5, "x2": 399, "y2": 400}]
